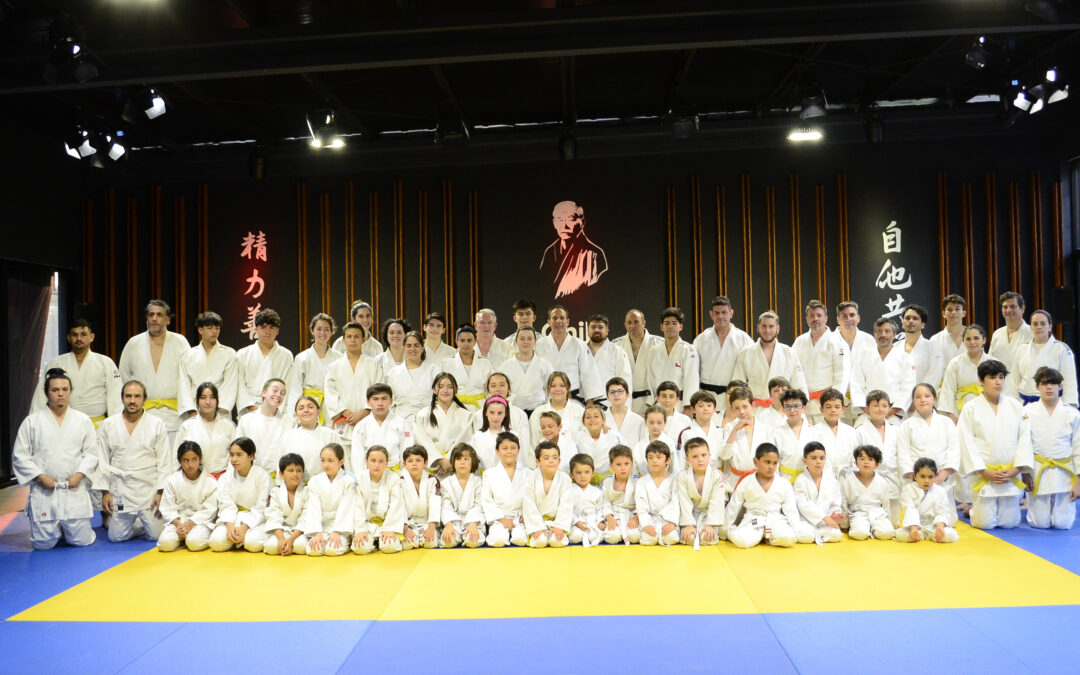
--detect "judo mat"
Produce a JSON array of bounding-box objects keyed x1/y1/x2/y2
[{"x1": 2, "y1": 484, "x2": 1079, "y2": 674}]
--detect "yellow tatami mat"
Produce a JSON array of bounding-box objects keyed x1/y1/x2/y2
[{"x1": 12, "y1": 523, "x2": 1080, "y2": 623}]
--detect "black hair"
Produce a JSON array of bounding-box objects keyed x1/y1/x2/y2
[
  {"x1": 43, "y1": 368, "x2": 72, "y2": 395},
  {"x1": 977, "y1": 359, "x2": 1009, "y2": 380},
  {"x1": 755, "y1": 442, "x2": 779, "y2": 460},
  {"x1": 231, "y1": 436, "x2": 257, "y2": 458},
  {"x1": 534, "y1": 440, "x2": 560, "y2": 461},
  {"x1": 802, "y1": 441, "x2": 826, "y2": 458},
  {"x1": 645, "y1": 440, "x2": 671, "y2": 460},
  {"x1": 278, "y1": 452, "x2": 305, "y2": 474},
  {"x1": 913, "y1": 457, "x2": 938, "y2": 476},
  {"x1": 177, "y1": 440, "x2": 203, "y2": 463},
  {"x1": 853, "y1": 444, "x2": 883, "y2": 464}
]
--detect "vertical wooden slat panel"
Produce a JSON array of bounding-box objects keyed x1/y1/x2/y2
[
  {"x1": 1052, "y1": 181, "x2": 1065, "y2": 339},
  {"x1": 320, "y1": 192, "x2": 332, "y2": 315},
  {"x1": 194, "y1": 185, "x2": 207, "y2": 321},
  {"x1": 1008, "y1": 182, "x2": 1022, "y2": 296},
  {"x1": 740, "y1": 174, "x2": 753, "y2": 328},
  {"x1": 790, "y1": 174, "x2": 802, "y2": 341},
  {"x1": 665, "y1": 186, "x2": 678, "y2": 308},
  {"x1": 814, "y1": 185, "x2": 827, "y2": 310},
  {"x1": 393, "y1": 180, "x2": 405, "y2": 320},
  {"x1": 297, "y1": 183, "x2": 309, "y2": 349},
  {"x1": 689, "y1": 175, "x2": 703, "y2": 334},
  {"x1": 126, "y1": 197, "x2": 138, "y2": 338},
  {"x1": 149, "y1": 186, "x2": 162, "y2": 299},
  {"x1": 82, "y1": 199, "x2": 94, "y2": 304},
  {"x1": 961, "y1": 183, "x2": 976, "y2": 325},
  {"x1": 1030, "y1": 172, "x2": 1044, "y2": 310},
  {"x1": 468, "y1": 190, "x2": 480, "y2": 322},
  {"x1": 105, "y1": 189, "x2": 116, "y2": 359},
  {"x1": 443, "y1": 179, "x2": 456, "y2": 329},
  {"x1": 836, "y1": 174, "x2": 851, "y2": 300},
  {"x1": 764, "y1": 185, "x2": 777, "y2": 314},
  {"x1": 985, "y1": 173, "x2": 998, "y2": 331},
  {"x1": 715, "y1": 186, "x2": 727, "y2": 297},
  {"x1": 370, "y1": 191, "x2": 380, "y2": 327},
  {"x1": 418, "y1": 190, "x2": 429, "y2": 320},
  {"x1": 174, "y1": 196, "x2": 187, "y2": 330},
  {"x1": 937, "y1": 172, "x2": 949, "y2": 329},
  {"x1": 344, "y1": 181, "x2": 355, "y2": 318}
]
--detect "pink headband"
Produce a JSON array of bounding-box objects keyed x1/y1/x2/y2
[{"x1": 485, "y1": 396, "x2": 509, "y2": 408}]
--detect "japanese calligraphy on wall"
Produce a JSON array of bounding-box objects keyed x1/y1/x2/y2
[
  {"x1": 240, "y1": 230, "x2": 268, "y2": 340},
  {"x1": 875, "y1": 220, "x2": 911, "y2": 323}
]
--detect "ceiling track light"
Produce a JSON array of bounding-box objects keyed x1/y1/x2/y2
[
  {"x1": 123, "y1": 87, "x2": 167, "y2": 123},
  {"x1": 306, "y1": 109, "x2": 344, "y2": 149},
  {"x1": 43, "y1": 36, "x2": 99, "y2": 84},
  {"x1": 63, "y1": 124, "x2": 127, "y2": 166},
  {"x1": 798, "y1": 83, "x2": 828, "y2": 119},
  {"x1": 787, "y1": 127, "x2": 823, "y2": 142},
  {"x1": 965, "y1": 36, "x2": 992, "y2": 70}
]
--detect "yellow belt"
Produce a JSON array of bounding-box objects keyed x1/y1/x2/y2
[
  {"x1": 972, "y1": 463, "x2": 1027, "y2": 494},
  {"x1": 143, "y1": 398, "x2": 178, "y2": 411},
  {"x1": 389, "y1": 462, "x2": 402, "y2": 473},
  {"x1": 458, "y1": 393, "x2": 486, "y2": 408},
  {"x1": 1033, "y1": 455, "x2": 1077, "y2": 496},
  {"x1": 371, "y1": 516, "x2": 384, "y2": 525},
  {"x1": 238, "y1": 505, "x2": 250, "y2": 512},
  {"x1": 302, "y1": 387, "x2": 326, "y2": 425},
  {"x1": 956, "y1": 384, "x2": 983, "y2": 411},
  {"x1": 543, "y1": 515, "x2": 556, "y2": 522},
  {"x1": 90, "y1": 414, "x2": 106, "y2": 429},
  {"x1": 780, "y1": 465, "x2": 804, "y2": 484},
  {"x1": 591, "y1": 470, "x2": 612, "y2": 486}
]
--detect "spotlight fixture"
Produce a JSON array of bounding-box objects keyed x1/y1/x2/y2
[
  {"x1": 43, "y1": 36, "x2": 99, "y2": 84},
  {"x1": 787, "y1": 127, "x2": 823, "y2": 142},
  {"x1": 1048, "y1": 84, "x2": 1069, "y2": 104},
  {"x1": 798, "y1": 83, "x2": 828, "y2": 119},
  {"x1": 96, "y1": 131, "x2": 127, "y2": 162},
  {"x1": 122, "y1": 87, "x2": 167, "y2": 123},
  {"x1": 306, "y1": 109, "x2": 344, "y2": 149},
  {"x1": 63, "y1": 125, "x2": 96, "y2": 159},
  {"x1": 1017, "y1": 67, "x2": 1070, "y2": 115},
  {"x1": 1012, "y1": 88, "x2": 1033, "y2": 111},
  {"x1": 671, "y1": 113, "x2": 700, "y2": 139},
  {"x1": 964, "y1": 36, "x2": 991, "y2": 70}
]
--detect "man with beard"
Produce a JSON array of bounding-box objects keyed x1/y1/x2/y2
[
  {"x1": 585, "y1": 314, "x2": 632, "y2": 404},
  {"x1": 732, "y1": 311, "x2": 808, "y2": 413},
  {"x1": 31, "y1": 318, "x2": 122, "y2": 424},
  {"x1": 119, "y1": 300, "x2": 190, "y2": 446},
  {"x1": 850, "y1": 318, "x2": 916, "y2": 425}
]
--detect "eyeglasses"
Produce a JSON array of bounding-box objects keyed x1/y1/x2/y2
[
  {"x1": 607, "y1": 389, "x2": 626, "y2": 396},
  {"x1": 782, "y1": 404, "x2": 805, "y2": 411}
]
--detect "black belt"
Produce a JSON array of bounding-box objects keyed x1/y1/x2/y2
[
  {"x1": 700, "y1": 383, "x2": 727, "y2": 395},
  {"x1": 632, "y1": 390, "x2": 650, "y2": 399},
  {"x1": 569, "y1": 388, "x2": 585, "y2": 405}
]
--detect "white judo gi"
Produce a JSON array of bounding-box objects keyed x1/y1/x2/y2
[
  {"x1": 676, "y1": 466, "x2": 726, "y2": 544},
  {"x1": 523, "y1": 470, "x2": 575, "y2": 547},
  {"x1": 615, "y1": 331, "x2": 664, "y2": 414},
  {"x1": 332, "y1": 335, "x2": 383, "y2": 358},
  {"x1": 929, "y1": 329, "x2": 965, "y2": 377},
  {"x1": 1009, "y1": 338, "x2": 1078, "y2": 406},
  {"x1": 535, "y1": 334, "x2": 604, "y2": 401},
  {"x1": 693, "y1": 325, "x2": 755, "y2": 412},
  {"x1": 1023, "y1": 399, "x2": 1080, "y2": 529},
  {"x1": 645, "y1": 338, "x2": 701, "y2": 410},
  {"x1": 118, "y1": 331, "x2": 190, "y2": 437},
  {"x1": 601, "y1": 473, "x2": 641, "y2": 543},
  {"x1": 441, "y1": 353, "x2": 494, "y2": 408},
  {"x1": 441, "y1": 473, "x2": 486, "y2": 548},
  {"x1": 718, "y1": 420, "x2": 776, "y2": 492},
  {"x1": 574, "y1": 427, "x2": 625, "y2": 479},
  {"x1": 589, "y1": 339, "x2": 633, "y2": 402},
  {"x1": 481, "y1": 463, "x2": 533, "y2": 547},
  {"x1": 529, "y1": 400, "x2": 585, "y2": 450},
  {"x1": 412, "y1": 404, "x2": 474, "y2": 464},
  {"x1": 175, "y1": 416, "x2": 236, "y2": 475},
  {"x1": 896, "y1": 412, "x2": 960, "y2": 524},
  {"x1": 840, "y1": 471, "x2": 896, "y2": 540},
  {"x1": 773, "y1": 418, "x2": 824, "y2": 485},
  {"x1": 568, "y1": 482, "x2": 605, "y2": 546},
  {"x1": 31, "y1": 351, "x2": 122, "y2": 421},
  {"x1": 938, "y1": 353, "x2": 999, "y2": 417},
  {"x1": 285, "y1": 346, "x2": 342, "y2": 419},
  {"x1": 813, "y1": 421, "x2": 858, "y2": 478},
  {"x1": 323, "y1": 353, "x2": 384, "y2": 443},
  {"x1": 475, "y1": 337, "x2": 511, "y2": 372},
  {"x1": 894, "y1": 336, "x2": 945, "y2": 394},
  {"x1": 385, "y1": 361, "x2": 441, "y2": 422},
  {"x1": 793, "y1": 470, "x2": 843, "y2": 544},
  {"x1": 401, "y1": 471, "x2": 441, "y2": 550},
  {"x1": 725, "y1": 472, "x2": 799, "y2": 548},
  {"x1": 731, "y1": 340, "x2": 808, "y2": 405},
  {"x1": 424, "y1": 342, "x2": 457, "y2": 369},
  {"x1": 262, "y1": 483, "x2": 310, "y2": 555},
  {"x1": 469, "y1": 402, "x2": 532, "y2": 455},
  {"x1": 988, "y1": 322, "x2": 1033, "y2": 376},
  {"x1": 235, "y1": 410, "x2": 291, "y2": 478},
  {"x1": 157, "y1": 469, "x2": 218, "y2": 552},
  {"x1": 177, "y1": 342, "x2": 238, "y2": 417},
  {"x1": 97, "y1": 413, "x2": 172, "y2": 542},
  {"x1": 499, "y1": 355, "x2": 555, "y2": 413},
  {"x1": 281, "y1": 425, "x2": 338, "y2": 482},
  {"x1": 12, "y1": 408, "x2": 99, "y2": 549},
  {"x1": 958, "y1": 395, "x2": 1033, "y2": 530},
  {"x1": 849, "y1": 347, "x2": 917, "y2": 415},
  {"x1": 235, "y1": 341, "x2": 293, "y2": 413},
  {"x1": 605, "y1": 408, "x2": 645, "y2": 448},
  {"x1": 632, "y1": 434, "x2": 679, "y2": 478},
  {"x1": 635, "y1": 473, "x2": 681, "y2": 546},
  {"x1": 351, "y1": 412, "x2": 412, "y2": 473},
  {"x1": 894, "y1": 482, "x2": 959, "y2": 543},
  {"x1": 302, "y1": 471, "x2": 357, "y2": 556},
  {"x1": 352, "y1": 470, "x2": 406, "y2": 554},
  {"x1": 792, "y1": 329, "x2": 846, "y2": 421},
  {"x1": 210, "y1": 464, "x2": 272, "y2": 552}
]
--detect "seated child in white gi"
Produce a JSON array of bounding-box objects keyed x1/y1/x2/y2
[
  {"x1": 440, "y1": 443, "x2": 485, "y2": 548},
  {"x1": 655, "y1": 381, "x2": 692, "y2": 440},
  {"x1": 209, "y1": 437, "x2": 272, "y2": 552},
  {"x1": 677, "y1": 437, "x2": 726, "y2": 546},
  {"x1": 814, "y1": 388, "x2": 858, "y2": 478},
  {"x1": 720, "y1": 386, "x2": 774, "y2": 490},
  {"x1": 523, "y1": 441, "x2": 574, "y2": 548},
  {"x1": 756, "y1": 377, "x2": 790, "y2": 428},
  {"x1": 792, "y1": 441, "x2": 844, "y2": 544},
  {"x1": 726, "y1": 442, "x2": 799, "y2": 548},
  {"x1": 633, "y1": 405, "x2": 678, "y2": 477},
  {"x1": 637, "y1": 441, "x2": 680, "y2": 546},
  {"x1": 401, "y1": 445, "x2": 440, "y2": 550},
  {"x1": 576, "y1": 402, "x2": 625, "y2": 484},
  {"x1": 352, "y1": 445, "x2": 406, "y2": 554},
  {"x1": 351, "y1": 383, "x2": 412, "y2": 474},
  {"x1": 481, "y1": 431, "x2": 532, "y2": 547},
  {"x1": 263, "y1": 453, "x2": 310, "y2": 556},
  {"x1": 469, "y1": 396, "x2": 513, "y2": 472},
  {"x1": 537, "y1": 411, "x2": 579, "y2": 472},
  {"x1": 1024, "y1": 366, "x2": 1080, "y2": 530},
  {"x1": 601, "y1": 445, "x2": 641, "y2": 544},
  {"x1": 895, "y1": 457, "x2": 959, "y2": 543},
  {"x1": 841, "y1": 445, "x2": 896, "y2": 541},
  {"x1": 304, "y1": 443, "x2": 356, "y2": 557},
  {"x1": 567, "y1": 453, "x2": 605, "y2": 546},
  {"x1": 157, "y1": 440, "x2": 218, "y2": 552}
]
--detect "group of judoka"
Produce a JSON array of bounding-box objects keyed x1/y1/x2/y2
[{"x1": 13, "y1": 289, "x2": 1078, "y2": 552}]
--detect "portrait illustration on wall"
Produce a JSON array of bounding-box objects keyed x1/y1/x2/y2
[{"x1": 539, "y1": 200, "x2": 609, "y2": 299}]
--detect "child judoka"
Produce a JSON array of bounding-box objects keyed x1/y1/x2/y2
[
  {"x1": 352, "y1": 445, "x2": 406, "y2": 554},
  {"x1": 840, "y1": 445, "x2": 896, "y2": 541},
  {"x1": 263, "y1": 453, "x2": 309, "y2": 555},
  {"x1": 793, "y1": 441, "x2": 844, "y2": 544},
  {"x1": 601, "y1": 445, "x2": 641, "y2": 544},
  {"x1": 157, "y1": 440, "x2": 218, "y2": 552},
  {"x1": 1023, "y1": 366, "x2": 1080, "y2": 529},
  {"x1": 894, "y1": 458, "x2": 959, "y2": 543},
  {"x1": 523, "y1": 441, "x2": 574, "y2": 547},
  {"x1": 725, "y1": 442, "x2": 799, "y2": 548},
  {"x1": 677, "y1": 437, "x2": 726, "y2": 546},
  {"x1": 481, "y1": 432, "x2": 532, "y2": 547},
  {"x1": 401, "y1": 445, "x2": 441, "y2": 549},
  {"x1": 568, "y1": 453, "x2": 605, "y2": 546},
  {"x1": 636, "y1": 441, "x2": 680, "y2": 546},
  {"x1": 440, "y1": 443, "x2": 485, "y2": 548}
]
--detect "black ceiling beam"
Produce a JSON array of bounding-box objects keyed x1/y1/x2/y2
[
  {"x1": 857, "y1": 37, "x2": 956, "y2": 108},
  {"x1": 429, "y1": 64, "x2": 467, "y2": 127},
  {"x1": 561, "y1": 56, "x2": 576, "y2": 128},
  {"x1": 662, "y1": 49, "x2": 697, "y2": 113},
  {"x1": 169, "y1": 80, "x2": 274, "y2": 144},
  {"x1": 1, "y1": 1, "x2": 1077, "y2": 95},
  {"x1": 758, "y1": 42, "x2": 828, "y2": 115}
]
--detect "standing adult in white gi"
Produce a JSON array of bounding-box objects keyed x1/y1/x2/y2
[
  {"x1": 896, "y1": 304, "x2": 945, "y2": 392},
  {"x1": 177, "y1": 311, "x2": 238, "y2": 420},
  {"x1": 792, "y1": 300, "x2": 845, "y2": 424},
  {"x1": 645, "y1": 307, "x2": 700, "y2": 412},
  {"x1": 988, "y1": 291, "x2": 1033, "y2": 375},
  {"x1": 323, "y1": 322, "x2": 384, "y2": 446},
  {"x1": 732, "y1": 311, "x2": 808, "y2": 409},
  {"x1": 849, "y1": 318, "x2": 917, "y2": 425},
  {"x1": 929, "y1": 294, "x2": 967, "y2": 371},
  {"x1": 833, "y1": 301, "x2": 876, "y2": 423},
  {"x1": 693, "y1": 295, "x2": 753, "y2": 412},
  {"x1": 535, "y1": 305, "x2": 603, "y2": 403},
  {"x1": 473, "y1": 308, "x2": 511, "y2": 370},
  {"x1": 14, "y1": 369, "x2": 99, "y2": 549},
  {"x1": 98, "y1": 380, "x2": 172, "y2": 542},
  {"x1": 585, "y1": 313, "x2": 632, "y2": 404},
  {"x1": 236, "y1": 308, "x2": 293, "y2": 416},
  {"x1": 615, "y1": 309, "x2": 663, "y2": 415},
  {"x1": 118, "y1": 299, "x2": 189, "y2": 445},
  {"x1": 31, "y1": 318, "x2": 122, "y2": 425},
  {"x1": 1008, "y1": 310, "x2": 1078, "y2": 406},
  {"x1": 286, "y1": 312, "x2": 342, "y2": 420}
]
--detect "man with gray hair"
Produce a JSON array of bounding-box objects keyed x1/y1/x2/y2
[{"x1": 473, "y1": 308, "x2": 511, "y2": 369}]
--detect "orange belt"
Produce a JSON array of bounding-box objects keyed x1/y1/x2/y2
[
  {"x1": 210, "y1": 470, "x2": 227, "y2": 480},
  {"x1": 732, "y1": 465, "x2": 756, "y2": 491},
  {"x1": 753, "y1": 398, "x2": 773, "y2": 408},
  {"x1": 809, "y1": 389, "x2": 825, "y2": 401}
]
